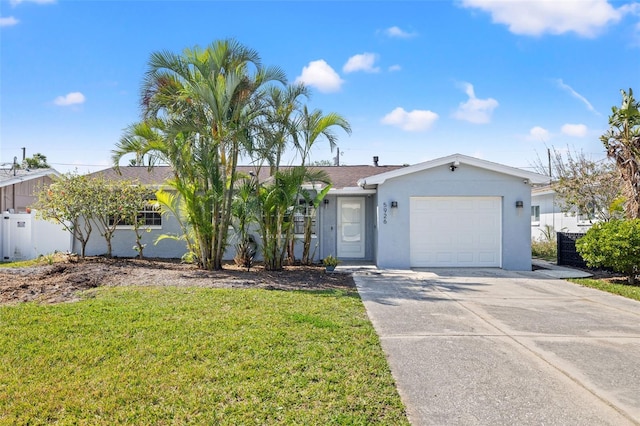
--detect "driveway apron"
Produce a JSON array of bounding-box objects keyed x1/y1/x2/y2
[{"x1": 354, "y1": 269, "x2": 640, "y2": 425}]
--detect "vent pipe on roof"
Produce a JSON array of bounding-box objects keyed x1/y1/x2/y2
[{"x1": 373, "y1": 156, "x2": 379, "y2": 167}]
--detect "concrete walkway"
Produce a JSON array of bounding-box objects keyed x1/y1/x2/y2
[{"x1": 354, "y1": 268, "x2": 640, "y2": 425}]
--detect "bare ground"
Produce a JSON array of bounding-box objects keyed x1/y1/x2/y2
[{"x1": 0, "y1": 256, "x2": 355, "y2": 305}]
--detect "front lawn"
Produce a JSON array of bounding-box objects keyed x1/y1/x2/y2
[
  {"x1": 0, "y1": 287, "x2": 408, "y2": 425},
  {"x1": 569, "y1": 278, "x2": 640, "y2": 302}
]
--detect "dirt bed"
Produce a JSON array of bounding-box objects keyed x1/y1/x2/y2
[{"x1": 0, "y1": 257, "x2": 355, "y2": 305}]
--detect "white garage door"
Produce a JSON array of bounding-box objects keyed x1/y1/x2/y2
[{"x1": 410, "y1": 197, "x2": 501, "y2": 267}]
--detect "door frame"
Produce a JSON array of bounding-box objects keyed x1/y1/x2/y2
[{"x1": 337, "y1": 197, "x2": 365, "y2": 258}]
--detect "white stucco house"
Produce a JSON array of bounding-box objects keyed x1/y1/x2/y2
[
  {"x1": 530, "y1": 185, "x2": 595, "y2": 241},
  {"x1": 82, "y1": 153, "x2": 549, "y2": 271}
]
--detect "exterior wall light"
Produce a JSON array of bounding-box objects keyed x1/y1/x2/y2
[
  {"x1": 515, "y1": 200, "x2": 524, "y2": 209},
  {"x1": 323, "y1": 199, "x2": 330, "y2": 205},
  {"x1": 390, "y1": 201, "x2": 398, "y2": 208}
]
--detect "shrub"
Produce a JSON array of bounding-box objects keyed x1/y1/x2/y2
[
  {"x1": 576, "y1": 219, "x2": 640, "y2": 285},
  {"x1": 532, "y1": 225, "x2": 557, "y2": 261},
  {"x1": 532, "y1": 239, "x2": 557, "y2": 261}
]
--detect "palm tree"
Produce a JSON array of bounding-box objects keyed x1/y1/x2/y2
[
  {"x1": 601, "y1": 88, "x2": 640, "y2": 219},
  {"x1": 113, "y1": 39, "x2": 286, "y2": 270},
  {"x1": 231, "y1": 174, "x2": 259, "y2": 269},
  {"x1": 296, "y1": 106, "x2": 351, "y2": 166},
  {"x1": 253, "y1": 84, "x2": 309, "y2": 175}
]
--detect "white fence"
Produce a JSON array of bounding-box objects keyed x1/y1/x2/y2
[{"x1": 1, "y1": 210, "x2": 71, "y2": 261}]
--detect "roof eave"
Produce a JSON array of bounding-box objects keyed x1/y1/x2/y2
[{"x1": 362, "y1": 153, "x2": 550, "y2": 185}]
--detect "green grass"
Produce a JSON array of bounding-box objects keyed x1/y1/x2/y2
[
  {"x1": 569, "y1": 278, "x2": 640, "y2": 302},
  {"x1": 0, "y1": 287, "x2": 408, "y2": 425},
  {"x1": 0, "y1": 257, "x2": 49, "y2": 268}
]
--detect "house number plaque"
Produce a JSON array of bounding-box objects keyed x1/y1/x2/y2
[{"x1": 383, "y1": 202, "x2": 388, "y2": 224}]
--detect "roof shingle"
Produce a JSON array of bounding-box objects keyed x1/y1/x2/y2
[{"x1": 91, "y1": 164, "x2": 407, "y2": 189}]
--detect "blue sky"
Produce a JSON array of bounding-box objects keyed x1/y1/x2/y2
[{"x1": 1, "y1": 0, "x2": 639, "y2": 174}]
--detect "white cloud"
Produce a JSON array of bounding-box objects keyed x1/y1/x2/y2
[
  {"x1": 388, "y1": 64, "x2": 402, "y2": 72},
  {"x1": 555, "y1": 79, "x2": 599, "y2": 114},
  {"x1": 10, "y1": 0, "x2": 56, "y2": 5},
  {"x1": 295, "y1": 60, "x2": 344, "y2": 93},
  {"x1": 384, "y1": 26, "x2": 418, "y2": 38},
  {"x1": 0, "y1": 16, "x2": 19, "y2": 27},
  {"x1": 528, "y1": 126, "x2": 550, "y2": 141},
  {"x1": 561, "y1": 123, "x2": 588, "y2": 137},
  {"x1": 453, "y1": 82, "x2": 498, "y2": 124},
  {"x1": 343, "y1": 53, "x2": 380, "y2": 73},
  {"x1": 54, "y1": 92, "x2": 86, "y2": 106},
  {"x1": 460, "y1": 0, "x2": 623, "y2": 37},
  {"x1": 381, "y1": 107, "x2": 439, "y2": 132}
]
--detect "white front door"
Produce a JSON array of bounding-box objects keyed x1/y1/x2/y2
[{"x1": 337, "y1": 197, "x2": 365, "y2": 258}]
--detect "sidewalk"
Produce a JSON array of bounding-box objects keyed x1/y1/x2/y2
[{"x1": 531, "y1": 258, "x2": 593, "y2": 279}]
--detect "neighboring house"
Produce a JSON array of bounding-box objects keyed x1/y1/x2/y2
[
  {"x1": 0, "y1": 167, "x2": 70, "y2": 261},
  {"x1": 82, "y1": 153, "x2": 549, "y2": 271},
  {"x1": 0, "y1": 167, "x2": 60, "y2": 213},
  {"x1": 530, "y1": 185, "x2": 595, "y2": 241}
]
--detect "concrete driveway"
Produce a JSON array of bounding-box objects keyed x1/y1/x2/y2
[{"x1": 354, "y1": 268, "x2": 640, "y2": 425}]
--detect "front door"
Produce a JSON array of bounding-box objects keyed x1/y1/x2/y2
[{"x1": 337, "y1": 197, "x2": 365, "y2": 258}]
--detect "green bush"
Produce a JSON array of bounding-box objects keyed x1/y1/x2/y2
[
  {"x1": 532, "y1": 239, "x2": 557, "y2": 261},
  {"x1": 576, "y1": 219, "x2": 640, "y2": 285},
  {"x1": 532, "y1": 225, "x2": 557, "y2": 261}
]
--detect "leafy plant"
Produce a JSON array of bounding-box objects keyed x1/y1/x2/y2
[
  {"x1": 532, "y1": 225, "x2": 557, "y2": 261},
  {"x1": 576, "y1": 219, "x2": 640, "y2": 284},
  {"x1": 34, "y1": 173, "x2": 96, "y2": 258},
  {"x1": 323, "y1": 254, "x2": 340, "y2": 268}
]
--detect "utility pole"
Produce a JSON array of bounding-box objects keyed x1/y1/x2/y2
[
  {"x1": 547, "y1": 148, "x2": 552, "y2": 178},
  {"x1": 21, "y1": 147, "x2": 26, "y2": 162},
  {"x1": 334, "y1": 147, "x2": 340, "y2": 166}
]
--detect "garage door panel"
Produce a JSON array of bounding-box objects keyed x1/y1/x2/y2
[{"x1": 410, "y1": 197, "x2": 501, "y2": 267}]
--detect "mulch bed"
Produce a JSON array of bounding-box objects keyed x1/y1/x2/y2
[{"x1": 0, "y1": 257, "x2": 355, "y2": 305}]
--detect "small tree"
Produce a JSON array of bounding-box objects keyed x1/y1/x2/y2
[
  {"x1": 576, "y1": 219, "x2": 640, "y2": 285},
  {"x1": 300, "y1": 183, "x2": 331, "y2": 265},
  {"x1": 257, "y1": 168, "x2": 306, "y2": 270},
  {"x1": 91, "y1": 178, "x2": 154, "y2": 258},
  {"x1": 231, "y1": 176, "x2": 259, "y2": 269},
  {"x1": 532, "y1": 147, "x2": 621, "y2": 222},
  {"x1": 116, "y1": 182, "x2": 153, "y2": 258},
  {"x1": 34, "y1": 173, "x2": 95, "y2": 257}
]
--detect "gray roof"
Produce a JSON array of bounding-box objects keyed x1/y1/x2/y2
[
  {"x1": 91, "y1": 164, "x2": 407, "y2": 190},
  {"x1": 0, "y1": 168, "x2": 60, "y2": 188}
]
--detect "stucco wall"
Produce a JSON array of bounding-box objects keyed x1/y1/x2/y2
[
  {"x1": 375, "y1": 164, "x2": 533, "y2": 271},
  {"x1": 320, "y1": 194, "x2": 338, "y2": 260},
  {"x1": 79, "y1": 214, "x2": 324, "y2": 263},
  {"x1": 79, "y1": 214, "x2": 189, "y2": 259}
]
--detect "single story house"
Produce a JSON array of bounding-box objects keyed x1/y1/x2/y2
[
  {"x1": 530, "y1": 185, "x2": 595, "y2": 241},
  {"x1": 82, "y1": 154, "x2": 549, "y2": 271},
  {"x1": 0, "y1": 167, "x2": 60, "y2": 213}
]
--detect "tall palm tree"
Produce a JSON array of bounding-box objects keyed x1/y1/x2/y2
[
  {"x1": 253, "y1": 84, "x2": 309, "y2": 175},
  {"x1": 296, "y1": 106, "x2": 352, "y2": 166},
  {"x1": 113, "y1": 39, "x2": 286, "y2": 269}
]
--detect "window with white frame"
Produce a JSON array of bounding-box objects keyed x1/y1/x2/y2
[
  {"x1": 110, "y1": 202, "x2": 162, "y2": 227},
  {"x1": 531, "y1": 205, "x2": 540, "y2": 224},
  {"x1": 293, "y1": 199, "x2": 316, "y2": 235}
]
